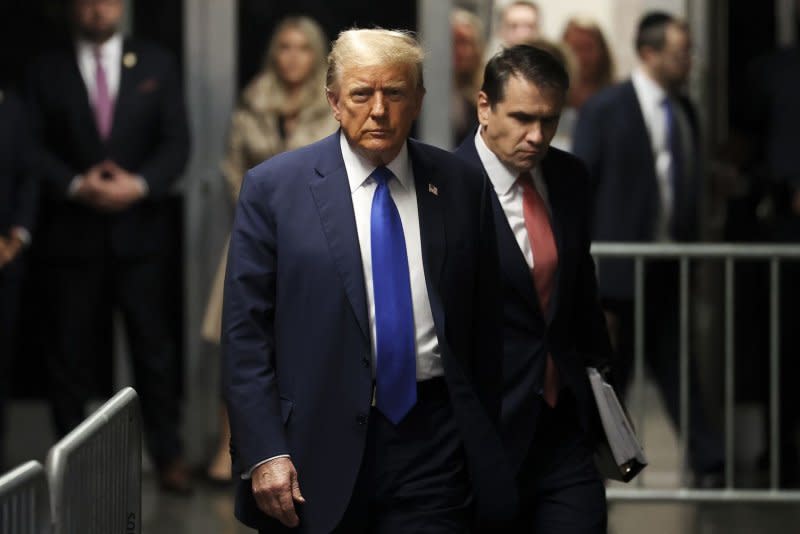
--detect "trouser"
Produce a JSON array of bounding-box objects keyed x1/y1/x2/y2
[{"x1": 41, "y1": 255, "x2": 182, "y2": 468}]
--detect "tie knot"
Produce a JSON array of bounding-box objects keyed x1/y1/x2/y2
[
  {"x1": 516, "y1": 172, "x2": 535, "y2": 191},
  {"x1": 371, "y1": 166, "x2": 394, "y2": 186}
]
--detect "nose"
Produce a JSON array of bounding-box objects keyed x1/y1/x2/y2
[
  {"x1": 525, "y1": 122, "x2": 543, "y2": 145},
  {"x1": 370, "y1": 92, "x2": 387, "y2": 118}
]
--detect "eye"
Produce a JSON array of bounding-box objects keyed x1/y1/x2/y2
[{"x1": 350, "y1": 89, "x2": 370, "y2": 103}]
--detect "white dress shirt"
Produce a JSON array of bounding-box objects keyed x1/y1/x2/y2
[
  {"x1": 631, "y1": 68, "x2": 693, "y2": 241},
  {"x1": 340, "y1": 132, "x2": 443, "y2": 381},
  {"x1": 474, "y1": 128, "x2": 550, "y2": 269},
  {"x1": 76, "y1": 33, "x2": 123, "y2": 105}
]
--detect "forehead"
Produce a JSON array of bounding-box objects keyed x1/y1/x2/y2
[
  {"x1": 338, "y1": 63, "x2": 415, "y2": 88},
  {"x1": 504, "y1": 5, "x2": 537, "y2": 23},
  {"x1": 498, "y1": 75, "x2": 563, "y2": 109},
  {"x1": 665, "y1": 24, "x2": 691, "y2": 47}
]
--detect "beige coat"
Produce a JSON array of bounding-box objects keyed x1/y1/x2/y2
[{"x1": 201, "y1": 73, "x2": 339, "y2": 343}]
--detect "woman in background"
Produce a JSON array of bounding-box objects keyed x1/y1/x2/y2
[
  {"x1": 451, "y1": 8, "x2": 485, "y2": 146},
  {"x1": 552, "y1": 16, "x2": 615, "y2": 151},
  {"x1": 202, "y1": 15, "x2": 338, "y2": 484}
]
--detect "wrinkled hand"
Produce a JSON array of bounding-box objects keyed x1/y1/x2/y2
[
  {"x1": 0, "y1": 235, "x2": 22, "y2": 268},
  {"x1": 252, "y1": 457, "x2": 305, "y2": 528}
]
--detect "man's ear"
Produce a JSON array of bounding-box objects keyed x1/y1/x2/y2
[
  {"x1": 476, "y1": 91, "x2": 491, "y2": 126},
  {"x1": 326, "y1": 89, "x2": 341, "y2": 122}
]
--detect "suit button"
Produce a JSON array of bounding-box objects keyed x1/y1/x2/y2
[{"x1": 356, "y1": 413, "x2": 368, "y2": 425}]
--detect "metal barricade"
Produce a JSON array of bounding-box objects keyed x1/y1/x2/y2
[
  {"x1": 591, "y1": 243, "x2": 800, "y2": 502},
  {"x1": 0, "y1": 461, "x2": 50, "y2": 534},
  {"x1": 45, "y1": 387, "x2": 142, "y2": 534}
]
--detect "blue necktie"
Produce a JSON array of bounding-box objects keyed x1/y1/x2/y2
[
  {"x1": 663, "y1": 97, "x2": 685, "y2": 237},
  {"x1": 370, "y1": 166, "x2": 417, "y2": 425}
]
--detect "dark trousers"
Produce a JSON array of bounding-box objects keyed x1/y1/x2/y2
[
  {"x1": 513, "y1": 392, "x2": 606, "y2": 534},
  {"x1": 0, "y1": 258, "x2": 24, "y2": 469},
  {"x1": 604, "y1": 262, "x2": 723, "y2": 475},
  {"x1": 332, "y1": 378, "x2": 471, "y2": 534},
  {"x1": 41, "y1": 255, "x2": 182, "y2": 468}
]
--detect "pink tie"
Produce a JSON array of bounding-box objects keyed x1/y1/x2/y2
[
  {"x1": 93, "y1": 47, "x2": 113, "y2": 140},
  {"x1": 518, "y1": 172, "x2": 560, "y2": 408}
]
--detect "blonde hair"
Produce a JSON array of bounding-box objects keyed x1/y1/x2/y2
[
  {"x1": 326, "y1": 28, "x2": 426, "y2": 91},
  {"x1": 241, "y1": 16, "x2": 329, "y2": 115},
  {"x1": 562, "y1": 16, "x2": 615, "y2": 87}
]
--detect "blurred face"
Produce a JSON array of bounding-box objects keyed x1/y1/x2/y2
[
  {"x1": 274, "y1": 27, "x2": 316, "y2": 88},
  {"x1": 453, "y1": 22, "x2": 480, "y2": 77},
  {"x1": 478, "y1": 75, "x2": 563, "y2": 174},
  {"x1": 644, "y1": 24, "x2": 692, "y2": 93},
  {"x1": 73, "y1": 0, "x2": 123, "y2": 43},
  {"x1": 500, "y1": 5, "x2": 540, "y2": 46},
  {"x1": 564, "y1": 26, "x2": 603, "y2": 82},
  {"x1": 327, "y1": 63, "x2": 424, "y2": 166}
]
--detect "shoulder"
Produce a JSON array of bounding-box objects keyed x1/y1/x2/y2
[
  {"x1": 544, "y1": 145, "x2": 590, "y2": 182},
  {"x1": 411, "y1": 138, "x2": 483, "y2": 184},
  {"x1": 581, "y1": 80, "x2": 635, "y2": 115},
  {"x1": 245, "y1": 133, "x2": 337, "y2": 187},
  {"x1": 125, "y1": 38, "x2": 177, "y2": 66}
]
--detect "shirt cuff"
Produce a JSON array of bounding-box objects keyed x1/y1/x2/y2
[
  {"x1": 68, "y1": 175, "x2": 83, "y2": 197},
  {"x1": 241, "y1": 454, "x2": 291, "y2": 480},
  {"x1": 11, "y1": 226, "x2": 31, "y2": 247}
]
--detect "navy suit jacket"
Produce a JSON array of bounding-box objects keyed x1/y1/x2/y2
[
  {"x1": 454, "y1": 136, "x2": 613, "y2": 472},
  {"x1": 0, "y1": 90, "x2": 37, "y2": 239},
  {"x1": 26, "y1": 38, "x2": 189, "y2": 259},
  {"x1": 572, "y1": 80, "x2": 701, "y2": 299},
  {"x1": 223, "y1": 131, "x2": 515, "y2": 533}
]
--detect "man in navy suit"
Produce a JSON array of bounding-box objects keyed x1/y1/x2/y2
[
  {"x1": 572, "y1": 12, "x2": 723, "y2": 484},
  {"x1": 223, "y1": 29, "x2": 513, "y2": 533},
  {"x1": 0, "y1": 88, "x2": 37, "y2": 469},
  {"x1": 455, "y1": 45, "x2": 611, "y2": 532},
  {"x1": 26, "y1": 0, "x2": 191, "y2": 491}
]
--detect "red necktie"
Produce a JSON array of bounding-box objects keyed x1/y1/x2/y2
[{"x1": 518, "y1": 172, "x2": 560, "y2": 408}]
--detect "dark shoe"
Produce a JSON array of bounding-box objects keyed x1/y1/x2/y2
[{"x1": 159, "y1": 459, "x2": 194, "y2": 496}]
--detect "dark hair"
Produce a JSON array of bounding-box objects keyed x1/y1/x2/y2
[
  {"x1": 635, "y1": 11, "x2": 677, "y2": 53},
  {"x1": 481, "y1": 44, "x2": 569, "y2": 107}
]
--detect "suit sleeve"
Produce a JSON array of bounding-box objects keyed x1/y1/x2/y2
[
  {"x1": 136, "y1": 53, "x2": 190, "y2": 198},
  {"x1": 573, "y1": 162, "x2": 614, "y2": 382},
  {"x1": 25, "y1": 62, "x2": 81, "y2": 199},
  {"x1": 222, "y1": 170, "x2": 288, "y2": 476},
  {"x1": 6, "y1": 94, "x2": 38, "y2": 233},
  {"x1": 470, "y1": 170, "x2": 503, "y2": 423}
]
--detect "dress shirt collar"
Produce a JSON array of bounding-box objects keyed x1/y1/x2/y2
[
  {"x1": 474, "y1": 126, "x2": 543, "y2": 195},
  {"x1": 632, "y1": 67, "x2": 668, "y2": 114},
  {"x1": 340, "y1": 130, "x2": 411, "y2": 193},
  {"x1": 76, "y1": 32, "x2": 124, "y2": 63}
]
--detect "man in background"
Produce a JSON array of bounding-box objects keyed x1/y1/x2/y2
[
  {"x1": 26, "y1": 0, "x2": 191, "y2": 492},
  {"x1": 0, "y1": 88, "x2": 37, "y2": 470},
  {"x1": 573, "y1": 11, "x2": 724, "y2": 486}
]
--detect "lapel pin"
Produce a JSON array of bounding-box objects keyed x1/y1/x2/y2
[
  {"x1": 428, "y1": 183, "x2": 438, "y2": 196},
  {"x1": 123, "y1": 52, "x2": 137, "y2": 68}
]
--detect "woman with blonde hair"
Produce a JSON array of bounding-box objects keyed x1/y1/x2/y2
[
  {"x1": 202, "y1": 15, "x2": 338, "y2": 484},
  {"x1": 562, "y1": 16, "x2": 615, "y2": 109}
]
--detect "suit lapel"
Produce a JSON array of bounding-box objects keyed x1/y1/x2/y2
[
  {"x1": 541, "y1": 154, "x2": 565, "y2": 324},
  {"x1": 309, "y1": 133, "x2": 370, "y2": 340},
  {"x1": 66, "y1": 49, "x2": 103, "y2": 146},
  {"x1": 110, "y1": 40, "x2": 135, "y2": 143},
  {"x1": 408, "y1": 140, "x2": 445, "y2": 297}
]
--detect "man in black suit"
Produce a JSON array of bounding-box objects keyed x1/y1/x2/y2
[
  {"x1": 223, "y1": 28, "x2": 513, "y2": 533},
  {"x1": 26, "y1": 0, "x2": 191, "y2": 491},
  {"x1": 0, "y1": 88, "x2": 37, "y2": 469},
  {"x1": 455, "y1": 45, "x2": 612, "y2": 532},
  {"x1": 573, "y1": 12, "x2": 724, "y2": 484}
]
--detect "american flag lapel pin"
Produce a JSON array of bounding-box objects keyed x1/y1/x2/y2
[{"x1": 428, "y1": 183, "x2": 438, "y2": 196}]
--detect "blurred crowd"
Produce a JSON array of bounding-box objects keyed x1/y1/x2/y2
[{"x1": 1, "y1": 0, "x2": 799, "y2": 495}]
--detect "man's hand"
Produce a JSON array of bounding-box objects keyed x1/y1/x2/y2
[
  {"x1": 252, "y1": 457, "x2": 305, "y2": 528},
  {"x1": 0, "y1": 235, "x2": 22, "y2": 268},
  {"x1": 76, "y1": 161, "x2": 147, "y2": 212}
]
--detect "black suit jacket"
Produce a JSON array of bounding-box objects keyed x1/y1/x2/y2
[
  {"x1": 0, "y1": 90, "x2": 37, "y2": 238},
  {"x1": 454, "y1": 136, "x2": 613, "y2": 472},
  {"x1": 26, "y1": 38, "x2": 190, "y2": 259},
  {"x1": 572, "y1": 80, "x2": 701, "y2": 299},
  {"x1": 223, "y1": 132, "x2": 515, "y2": 533}
]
